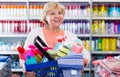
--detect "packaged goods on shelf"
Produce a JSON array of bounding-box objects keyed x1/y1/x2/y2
[{"x1": 0, "y1": 56, "x2": 11, "y2": 77}]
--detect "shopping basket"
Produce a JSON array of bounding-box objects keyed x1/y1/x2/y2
[
  {"x1": 25, "y1": 60, "x2": 63, "y2": 77},
  {"x1": 25, "y1": 36, "x2": 83, "y2": 77},
  {"x1": 25, "y1": 36, "x2": 63, "y2": 77}
]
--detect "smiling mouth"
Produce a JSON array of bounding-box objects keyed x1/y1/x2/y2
[{"x1": 54, "y1": 20, "x2": 61, "y2": 23}]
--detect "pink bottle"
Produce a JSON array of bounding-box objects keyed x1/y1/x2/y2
[{"x1": 114, "y1": 21, "x2": 118, "y2": 34}]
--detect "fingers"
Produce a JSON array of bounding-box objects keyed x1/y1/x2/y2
[{"x1": 24, "y1": 71, "x2": 36, "y2": 77}]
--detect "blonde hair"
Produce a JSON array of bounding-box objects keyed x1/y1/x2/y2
[{"x1": 41, "y1": 2, "x2": 65, "y2": 25}]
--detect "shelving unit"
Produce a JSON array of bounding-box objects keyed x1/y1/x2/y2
[
  {"x1": 0, "y1": 0, "x2": 92, "y2": 76},
  {"x1": 91, "y1": 0, "x2": 120, "y2": 76},
  {"x1": 0, "y1": 0, "x2": 120, "y2": 77},
  {"x1": 92, "y1": 0, "x2": 120, "y2": 2}
]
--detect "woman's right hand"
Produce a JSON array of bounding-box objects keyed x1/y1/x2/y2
[{"x1": 24, "y1": 71, "x2": 36, "y2": 77}]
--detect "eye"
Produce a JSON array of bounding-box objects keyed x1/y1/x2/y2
[
  {"x1": 58, "y1": 12, "x2": 63, "y2": 14},
  {"x1": 49, "y1": 12, "x2": 55, "y2": 15}
]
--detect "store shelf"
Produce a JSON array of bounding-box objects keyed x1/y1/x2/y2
[
  {"x1": 0, "y1": 0, "x2": 120, "y2": 76},
  {"x1": 0, "y1": 33, "x2": 28, "y2": 37},
  {"x1": 65, "y1": 17, "x2": 90, "y2": 20},
  {"x1": 30, "y1": 17, "x2": 90, "y2": 20},
  {"x1": 92, "y1": 17, "x2": 120, "y2": 20},
  {"x1": 76, "y1": 34, "x2": 90, "y2": 37},
  {"x1": 0, "y1": 0, "x2": 27, "y2": 2},
  {"x1": 92, "y1": 34, "x2": 120, "y2": 37},
  {"x1": 11, "y1": 68, "x2": 23, "y2": 72},
  {"x1": 0, "y1": 17, "x2": 27, "y2": 21},
  {"x1": 29, "y1": 0, "x2": 90, "y2": 2},
  {"x1": 92, "y1": 51, "x2": 120, "y2": 54},
  {"x1": 92, "y1": 0, "x2": 120, "y2": 2},
  {"x1": 84, "y1": 68, "x2": 91, "y2": 71},
  {"x1": 0, "y1": 51, "x2": 19, "y2": 55}
]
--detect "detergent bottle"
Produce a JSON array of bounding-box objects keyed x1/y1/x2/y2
[
  {"x1": 25, "y1": 55, "x2": 37, "y2": 65},
  {"x1": 33, "y1": 50, "x2": 42, "y2": 63},
  {"x1": 17, "y1": 46, "x2": 26, "y2": 60}
]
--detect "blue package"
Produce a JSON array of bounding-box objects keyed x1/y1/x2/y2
[{"x1": 0, "y1": 56, "x2": 10, "y2": 62}]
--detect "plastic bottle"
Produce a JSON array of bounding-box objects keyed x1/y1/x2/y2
[
  {"x1": 118, "y1": 4, "x2": 120, "y2": 17},
  {"x1": 117, "y1": 37, "x2": 120, "y2": 50},
  {"x1": 92, "y1": 22, "x2": 95, "y2": 34},
  {"x1": 7, "y1": 21, "x2": 11, "y2": 33},
  {"x1": 111, "y1": 4, "x2": 118, "y2": 17},
  {"x1": 25, "y1": 55, "x2": 37, "y2": 65},
  {"x1": 85, "y1": 21, "x2": 90, "y2": 34},
  {"x1": 86, "y1": 40, "x2": 90, "y2": 51},
  {"x1": 14, "y1": 21, "x2": 18, "y2": 33},
  {"x1": 99, "y1": 4, "x2": 107, "y2": 17},
  {"x1": 54, "y1": 36, "x2": 65, "y2": 50},
  {"x1": 91, "y1": 40, "x2": 95, "y2": 51},
  {"x1": 102, "y1": 38, "x2": 105, "y2": 51},
  {"x1": 0, "y1": 5, "x2": 4, "y2": 17},
  {"x1": 33, "y1": 50, "x2": 42, "y2": 63},
  {"x1": 23, "y1": 5, "x2": 26, "y2": 17},
  {"x1": 87, "y1": 4, "x2": 90, "y2": 17},
  {"x1": 98, "y1": 38, "x2": 102, "y2": 51},
  {"x1": 105, "y1": 38, "x2": 110, "y2": 51},
  {"x1": 114, "y1": 21, "x2": 118, "y2": 34},
  {"x1": 110, "y1": 21, "x2": 114, "y2": 34},
  {"x1": 69, "y1": 5, "x2": 72, "y2": 17},
  {"x1": 17, "y1": 46, "x2": 26, "y2": 60},
  {"x1": 93, "y1": 4, "x2": 98, "y2": 17},
  {"x1": 94, "y1": 20, "x2": 100, "y2": 34},
  {"x1": 110, "y1": 38, "x2": 117, "y2": 51},
  {"x1": 95, "y1": 38, "x2": 98, "y2": 51},
  {"x1": 106, "y1": 20, "x2": 111, "y2": 34},
  {"x1": 108, "y1": 4, "x2": 112, "y2": 17},
  {"x1": 39, "y1": 5, "x2": 42, "y2": 17},
  {"x1": 3, "y1": 5, "x2": 7, "y2": 17},
  {"x1": 0, "y1": 21, "x2": 2, "y2": 33},
  {"x1": 101, "y1": 20, "x2": 106, "y2": 34},
  {"x1": 118, "y1": 22, "x2": 120, "y2": 34}
]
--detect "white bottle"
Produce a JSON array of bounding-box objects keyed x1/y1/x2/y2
[
  {"x1": 11, "y1": 21, "x2": 15, "y2": 33},
  {"x1": 0, "y1": 21, "x2": 2, "y2": 33},
  {"x1": 101, "y1": 20, "x2": 106, "y2": 34},
  {"x1": 7, "y1": 21, "x2": 11, "y2": 33}
]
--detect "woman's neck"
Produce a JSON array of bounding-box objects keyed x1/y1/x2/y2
[{"x1": 44, "y1": 25, "x2": 60, "y2": 32}]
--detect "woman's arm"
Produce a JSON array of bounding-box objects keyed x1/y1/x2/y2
[{"x1": 65, "y1": 31, "x2": 91, "y2": 66}]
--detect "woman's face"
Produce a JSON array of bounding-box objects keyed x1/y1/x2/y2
[{"x1": 46, "y1": 8, "x2": 64, "y2": 28}]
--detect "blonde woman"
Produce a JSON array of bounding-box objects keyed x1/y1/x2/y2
[{"x1": 23, "y1": 2, "x2": 90, "y2": 77}]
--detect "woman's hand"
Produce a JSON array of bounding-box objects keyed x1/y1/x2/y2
[
  {"x1": 83, "y1": 58, "x2": 88, "y2": 67},
  {"x1": 24, "y1": 71, "x2": 36, "y2": 77}
]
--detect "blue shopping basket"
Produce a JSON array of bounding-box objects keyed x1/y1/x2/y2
[
  {"x1": 25, "y1": 60, "x2": 63, "y2": 77},
  {"x1": 25, "y1": 36, "x2": 63, "y2": 77}
]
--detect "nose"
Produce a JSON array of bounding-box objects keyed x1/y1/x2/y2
[{"x1": 55, "y1": 14, "x2": 60, "y2": 17}]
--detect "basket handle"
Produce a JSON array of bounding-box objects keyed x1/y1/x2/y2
[
  {"x1": 34, "y1": 36, "x2": 54, "y2": 61},
  {"x1": 34, "y1": 36, "x2": 47, "y2": 47}
]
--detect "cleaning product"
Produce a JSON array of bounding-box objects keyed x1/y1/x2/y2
[
  {"x1": 33, "y1": 50, "x2": 42, "y2": 63},
  {"x1": 25, "y1": 55, "x2": 37, "y2": 65},
  {"x1": 17, "y1": 46, "x2": 26, "y2": 60}
]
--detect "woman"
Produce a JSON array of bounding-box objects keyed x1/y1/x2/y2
[{"x1": 23, "y1": 2, "x2": 90, "y2": 77}]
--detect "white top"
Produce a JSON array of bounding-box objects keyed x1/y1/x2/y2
[{"x1": 24, "y1": 27, "x2": 91, "y2": 64}]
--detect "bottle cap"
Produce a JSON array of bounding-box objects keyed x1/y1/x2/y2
[
  {"x1": 17, "y1": 46, "x2": 25, "y2": 54},
  {"x1": 27, "y1": 55, "x2": 31, "y2": 59},
  {"x1": 34, "y1": 50, "x2": 38, "y2": 55}
]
